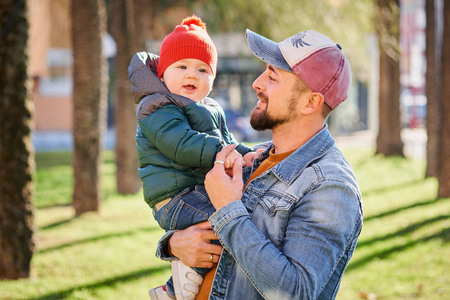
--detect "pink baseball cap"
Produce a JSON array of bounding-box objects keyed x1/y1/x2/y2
[{"x1": 246, "y1": 29, "x2": 351, "y2": 109}]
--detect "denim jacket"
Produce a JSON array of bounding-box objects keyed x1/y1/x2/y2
[{"x1": 157, "y1": 125, "x2": 363, "y2": 300}]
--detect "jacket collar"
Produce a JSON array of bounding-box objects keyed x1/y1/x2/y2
[{"x1": 263, "y1": 124, "x2": 335, "y2": 185}]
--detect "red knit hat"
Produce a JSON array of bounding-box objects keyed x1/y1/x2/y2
[{"x1": 157, "y1": 15, "x2": 218, "y2": 78}]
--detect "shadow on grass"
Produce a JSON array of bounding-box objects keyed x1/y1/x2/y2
[
  {"x1": 346, "y1": 226, "x2": 450, "y2": 272},
  {"x1": 358, "y1": 214, "x2": 450, "y2": 247},
  {"x1": 40, "y1": 217, "x2": 74, "y2": 230},
  {"x1": 38, "y1": 226, "x2": 161, "y2": 254},
  {"x1": 26, "y1": 265, "x2": 170, "y2": 300},
  {"x1": 37, "y1": 203, "x2": 72, "y2": 210},
  {"x1": 361, "y1": 178, "x2": 428, "y2": 198},
  {"x1": 363, "y1": 197, "x2": 445, "y2": 222},
  {"x1": 103, "y1": 155, "x2": 115, "y2": 166}
]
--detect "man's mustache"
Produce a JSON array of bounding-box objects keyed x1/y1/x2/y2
[{"x1": 256, "y1": 91, "x2": 268, "y2": 103}]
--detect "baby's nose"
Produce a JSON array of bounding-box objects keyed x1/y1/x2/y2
[{"x1": 186, "y1": 70, "x2": 198, "y2": 79}]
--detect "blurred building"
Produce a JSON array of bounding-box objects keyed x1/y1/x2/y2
[
  {"x1": 29, "y1": 0, "x2": 72, "y2": 132},
  {"x1": 32, "y1": 1, "x2": 415, "y2": 151},
  {"x1": 400, "y1": 0, "x2": 426, "y2": 128}
]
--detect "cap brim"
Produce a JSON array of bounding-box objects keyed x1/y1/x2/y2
[{"x1": 246, "y1": 29, "x2": 292, "y2": 72}]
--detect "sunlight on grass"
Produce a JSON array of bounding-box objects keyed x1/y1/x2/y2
[
  {"x1": 340, "y1": 150, "x2": 449, "y2": 300},
  {"x1": 0, "y1": 149, "x2": 449, "y2": 300}
]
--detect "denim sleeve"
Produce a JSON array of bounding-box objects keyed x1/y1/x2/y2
[
  {"x1": 155, "y1": 230, "x2": 178, "y2": 261},
  {"x1": 209, "y1": 181, "x2": 362, "y2": 300}
]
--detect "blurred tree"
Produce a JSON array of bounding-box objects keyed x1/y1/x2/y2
[
  {"x1": 200, "y1": 0, "x2": 373, "y2": 79},
  {"x1": 200, "y1": 0, "x2": 274, "y2": 36},
  {"x1": 425, "y1": 0, "x2": 442, "y2": 178},
  {"x1": 437, "y1": 0, "x2": 450, "y2": 197},
  {"x1": 110, "y1": 0, "x2": 144, "y2": 194},
  {"x1": 0, "y1": 0, "x2": 35, "y2": 278},
  {"x1": 374, "y1": 0, "x2": 404, "y2": 156},
  {"x1": 71, "y1": 0, "x2": 108, "y2": 215}
]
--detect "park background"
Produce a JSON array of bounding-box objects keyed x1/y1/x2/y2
[{"x1": 0, "y1": 0, "x2": 449, "y2": 299}]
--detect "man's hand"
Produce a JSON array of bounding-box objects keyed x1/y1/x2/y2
[
  {"x1": 169, "y1": 222, "x2": 223, "y2": 268},
  {"x1": 205, "y1": 145, "x2": 244, "y2": 210}
]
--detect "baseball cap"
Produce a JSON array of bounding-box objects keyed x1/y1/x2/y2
[{"x1": 246, "y1": 29, "x2": 351, "y2": 109}]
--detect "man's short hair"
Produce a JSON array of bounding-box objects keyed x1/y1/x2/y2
[{"x1": 321, "y1": 102, "x2": 332, "y2": 120}]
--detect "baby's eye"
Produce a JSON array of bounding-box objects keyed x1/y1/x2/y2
[
  {"x1": 199, "y1": 68, "x2": 207, "y2": 73},
  {"x1": 179, "y1": 65, "x2": 187, "y2": 69}
]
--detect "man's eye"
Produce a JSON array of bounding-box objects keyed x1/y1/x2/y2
[{"x1": 269, "y1": 76, "x2": 275, "y2": 81}]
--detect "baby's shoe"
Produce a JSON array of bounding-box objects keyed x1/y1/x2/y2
[
  {"x1": 148, "y1": 285, "x2": 175, "y2": 300},
  {"x1": 172, "y1": 260, "x2": 204, "y2": 300}
]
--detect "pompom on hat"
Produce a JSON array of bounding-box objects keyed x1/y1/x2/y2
[{"x1": 157, "y1": 15, "x2": 218, "y2": 78}]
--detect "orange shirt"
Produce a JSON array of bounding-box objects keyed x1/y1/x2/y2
[
  {"x1": 197, "y1": 266, "x2": 216, "y2": 300},
  {"x1": 243, "y1": 148, "x2": 295, "y2": 190},
  {"x1": 197, "y1": 148, "x2": 295, "y2": 299}
]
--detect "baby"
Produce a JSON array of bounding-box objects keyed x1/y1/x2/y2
[{"x1": 128, "y1": 15, "x2": 258, "y2": 300}]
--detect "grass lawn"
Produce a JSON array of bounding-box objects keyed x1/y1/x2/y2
[{"x1": 0, "y1": 147, "x2": 449, "y2": 299}]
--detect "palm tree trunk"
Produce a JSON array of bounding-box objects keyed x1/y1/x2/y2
[
  {"x1": 437, "y1": 0, "x2": 450, "y2": 197},
  {"x1": 425, "y1": 0, "x2": 442, "y2": 178},
  {"x1": 110, "y1": 0, "x2": 141, "y2": 194},
  {"x1": 0, "y1": 0, "x2": 35, "y2": 279},
  {"x1": 375, "y1": 0, "x2": 404, "y2": 156},
  {"x1": 71, "y1": 0, "x2": 108, "y2": 215}
]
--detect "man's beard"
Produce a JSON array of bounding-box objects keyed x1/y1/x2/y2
[{"x1": 250, "y1": 92, "x2": 297, "y2": 131}]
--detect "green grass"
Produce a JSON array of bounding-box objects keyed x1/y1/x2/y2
[{"x1": 0, "y1": 148, "x2": 449, "y2": 299}]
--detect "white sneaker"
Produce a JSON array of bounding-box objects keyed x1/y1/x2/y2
[
  {"x1": 171, "y1": 260, "x2": 204, "y2": 300},
  {"x1": 149, "y1": 285, "x2": 175, "y2": 300}
]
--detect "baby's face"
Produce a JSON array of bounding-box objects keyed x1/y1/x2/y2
[{"x1": 161, "y1": 58, "x2": 214, "y2": 102}]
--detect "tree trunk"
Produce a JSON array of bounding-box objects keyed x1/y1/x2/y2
[
  {"x1": 425, "y1": 0, "x2": 442, "y2": 177},
  {"x1": 71, "y1": 0, "x2": 108, "y2": 215},
  {"x1": 0, "y1": 0, "x2": 35, "y2": 279},
  {"x1": 110, "y1": 0, "x2": 141, "y2": 194},
  {"x1": 437, "y1": 0, "x2": 450, "y2": 197},
  {"x1": 375, "y1": 0, "x2": 404, "y2": 156},
  {"x1": 132, "y1": 0, "x2": 151, "y2": 51}
]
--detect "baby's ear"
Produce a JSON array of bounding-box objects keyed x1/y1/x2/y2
[{"x1": 146, "y1": 56, "x2": 159, "y2": 76}]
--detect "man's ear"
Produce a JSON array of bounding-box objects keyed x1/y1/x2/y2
[{"x1": 301, "y1": 92, "x2": 324, "y2": 115}]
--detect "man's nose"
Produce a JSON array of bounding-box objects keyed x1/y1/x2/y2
[{"x1": 252, "y1": 73, "x2": 265, "y2": 91}]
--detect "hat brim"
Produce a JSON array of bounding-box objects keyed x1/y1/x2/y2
[{"x1": 246, "y1": 29, "x2": 292, "y2": 72}]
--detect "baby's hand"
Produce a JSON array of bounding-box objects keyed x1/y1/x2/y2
[
  {"x1": 243, "y1": 149, "x2": 265, "y2": 167},
  {"x1": 225, "y1": 150, "x2": 243, "y2": 169}
]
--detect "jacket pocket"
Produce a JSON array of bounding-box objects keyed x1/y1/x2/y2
[
  {"x1": 259, "y1": 194, "x2": 295, "y2": 216},
  {"x1": 253, "y1": 194, "x2": 296, "y2": 247}
]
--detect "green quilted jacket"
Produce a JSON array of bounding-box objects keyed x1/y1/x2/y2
[{"x1": 128, "y1": 52, "x2": 253, "y2": 208}]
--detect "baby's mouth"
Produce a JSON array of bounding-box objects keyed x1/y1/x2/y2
[{"x1": 183, "y1": 84, "x2": 196, "y2": 90}]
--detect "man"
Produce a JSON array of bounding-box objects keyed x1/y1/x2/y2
[{"x1": 157, "y1": 28, "x2": 363, "y2": 300}]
